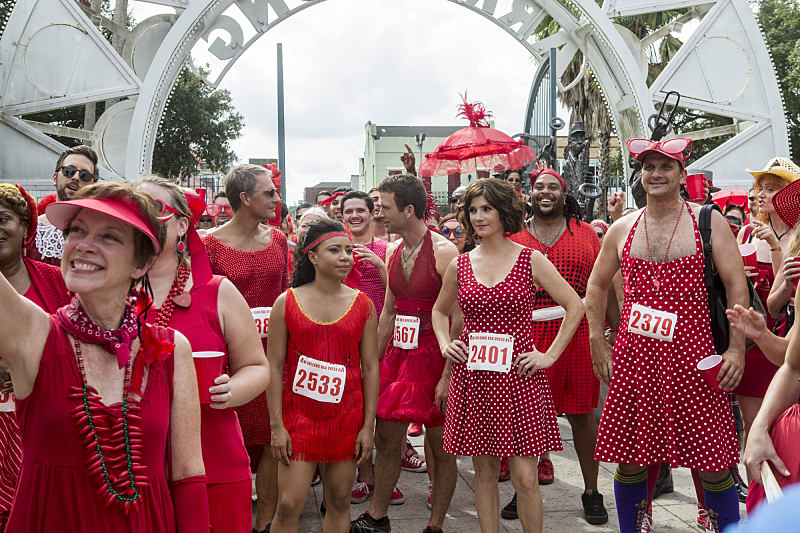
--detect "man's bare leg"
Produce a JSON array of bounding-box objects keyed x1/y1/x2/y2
[
  {"x1": 365, "y1": 419, "x2": 407, "y2": 519},
  {"x1": 425, "y1": 426, "x2": 457, "y2": 528}
]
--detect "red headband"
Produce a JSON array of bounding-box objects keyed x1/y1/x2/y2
[
  {"x1": 15, "y1": 185, "x2": 38, "y2": 248},
  {"x1": 319, "y1": 191, "x2": 345, "y2": 207},
  {"x1": 302, "y1": 231, "x2": 348, "y2": 254},
  {"x1": 530, "y1": 168, "x2": 566, "y2": 191}
]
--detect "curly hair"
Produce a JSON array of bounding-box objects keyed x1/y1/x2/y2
[
  {"x1": 459, "y1": 178, "x2": 524, "y2": 242},
  {"x1": 0, "y1": 184, "x2": 30, "y2": 226},
  {"x1": 70, "y1": 182, "x2": 166, "y2": 268},
  {"x1": 292, "y1": 219, "x2": 348, "y2": 288}
]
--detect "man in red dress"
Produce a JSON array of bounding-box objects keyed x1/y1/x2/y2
[
  {"x1": 507, "y1": 168, "x2": 610, "y2": 525},
  {"x1": 351, "y1": 174, "x2": 458, "y2": 533}
]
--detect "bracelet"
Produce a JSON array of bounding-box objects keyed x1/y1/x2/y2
[{"x1": 772, "y1": 246, "x2": 782, "y2": 252}]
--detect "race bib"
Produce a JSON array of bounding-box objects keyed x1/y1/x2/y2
[
  {"x1": 292, "y1": 355, "x2": 346, "y2": 404},
  {"x1": 251, "y1": 307, "x2": 271, "y2": 339},
  {"x1": 393, "y1": 315, "x2": 420, "y2": 350},
  {"x1": 467, "y1": 333, "x2": 514, "y2": 373},
  {"x1": 629, "y1": 304, "x2": 677, "y2": 342},
  {"x1": 0, "y1": 392, "x2": 13, "y2": 413}
]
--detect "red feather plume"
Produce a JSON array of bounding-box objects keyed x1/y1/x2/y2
[{"x1": 456, "y1": 92, "x2": 492, "y2": 128}]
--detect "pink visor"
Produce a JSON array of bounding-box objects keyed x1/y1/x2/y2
[
  {"x1": 46, "y1": 197, "x2": 161, "y2": 254},
  {"x1": 627, "y1": 138, "x2": 691, "y2": 166}
]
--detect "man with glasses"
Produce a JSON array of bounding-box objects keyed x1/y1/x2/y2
[
  {"x1": 203, "y1": 164, "x2": 287, "y2": 533},
  {"x1": 27, "y1": 145, "x2": 99, "y2": 264},
  {"x1": 748, "y1": 188, "x2": 758, "y2": 220},
  {"x1": 207, "y1": 191, "x2": 234, "y2": 226}
]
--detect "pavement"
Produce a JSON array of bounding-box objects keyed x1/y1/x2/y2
[{"x1": 284, "y1": 415, "x2": 748, "y2": 532}]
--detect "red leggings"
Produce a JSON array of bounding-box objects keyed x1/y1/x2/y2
[{"x1": 208, "y1": 478, "x2": 252, "y2": 533}]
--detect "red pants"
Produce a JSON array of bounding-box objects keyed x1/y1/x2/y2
[{"x1": 208, "y1": 478, "x2": 252, "y2": 533}]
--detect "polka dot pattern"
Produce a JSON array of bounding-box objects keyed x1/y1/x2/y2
[
  {"x1": 443, "y1": 248, "x2": 563, "y2": 457},
  {"x1": 594, "y1": 207, "x2": 739, "y2": 470}
]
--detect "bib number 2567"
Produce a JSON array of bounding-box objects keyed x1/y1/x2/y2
[
  {"x1": 629, "y1": 304, "x2": 677, "y2": 342},
  {"x1": 292, "y1": 355, "x2": 346, "y2": 404},
  {"x1": 394, "y1": 315, "x2": 420, "y2": 350}
]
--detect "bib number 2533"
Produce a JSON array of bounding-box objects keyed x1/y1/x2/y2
[
  {"x1": 251, "y1": 307, "x2": 271, "y2": 339},
  {"x1": 393, "y1": 315, "x2": 420, "y2": 350},
  {"x1": 292, "y1": 355, "x2": 346, "y2": 404},
  {"x1": 467, "y1": 333, "x2": 514, "y2": 373},
  {"x1": 629, "y1": 304, "x2": 677, "y2": 342}
]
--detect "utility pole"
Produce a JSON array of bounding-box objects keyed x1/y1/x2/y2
[{"x1": 277, "y1": 43, "x2": 287, "y2": 195}]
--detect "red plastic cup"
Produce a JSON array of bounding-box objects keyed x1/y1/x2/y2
[
  {"x1": 698, "y1": 355, "x2": 723, "y2": 392},
  {"x1": 192, "y1": 351, "x2": 224, "y2": 404},
  {"x1": 739, "y1": 243, "x2": 758, "y2": 269},
  {"x1": 686, "y1": 174, "x2": 707, "y2": 202}
]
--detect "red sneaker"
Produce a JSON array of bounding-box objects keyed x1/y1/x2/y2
[
  {"x1": 401, "y1": 440, "x2": 427, "y2": 472},
  {"x1": 697, "y1": 503, "x2": 714, "y2": 532},
  {"x1": 538, "y1": 458, "x2": 554, "y2": 485},
  {"x1": 390, "y1": 485, "x2": 405, "y2": 505},
  {"x1": 408, "y1": 423, "x2": 423, "y2": 437},
  {"x1": 311, "y1": 467, "x2": 321, "y2": 486},
  {"x1": 350, "y1": 480, "x2": 373, "y2": 504},
  {"x1": 499, "y1": 458, "x2": 510, "y2": 482}
]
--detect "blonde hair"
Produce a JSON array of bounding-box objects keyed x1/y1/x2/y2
[{"x1": 137, "y1": 176, "x2": 192, "y2": 264}]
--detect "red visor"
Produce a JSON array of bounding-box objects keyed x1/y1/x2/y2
[
  {"x1": 530, "y1": 168, "x2": 566, "y2": 192},
  {"x1": 627, "y1": 138, "x2": 692, "y2": 166}
]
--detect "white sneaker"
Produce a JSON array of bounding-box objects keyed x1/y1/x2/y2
[{"x1": 640, "y1": 513, "x2": 653, "y2": 533}]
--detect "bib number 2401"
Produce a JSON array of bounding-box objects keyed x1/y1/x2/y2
[
  {"x1": 629, "y1": 304, "x2": 677, "y2": 342},
  {"x1": 292, "y1": 355, "x2": 346, "y2": 404},
  {"x1": 467, "y1": 333, "x2": 514, "y2": 373}
]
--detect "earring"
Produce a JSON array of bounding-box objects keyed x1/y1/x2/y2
[
  {"x1": 504, "y1": 231, "x2": 511, "y2": 237},
  {"x1": 177, "y1": 239, "x2": 186, "y2": 253},
  {"x1": 472, "y1": 233, "x2": 479, "y2": 240}
]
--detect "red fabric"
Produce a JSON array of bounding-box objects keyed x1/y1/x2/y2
[
  {"x1": 36, "y1": 194, "x2": 56, "y2": 216},
  {"x1": 444, "y1": 249, "x2": 562, "y2": 456},
  {"x1": 282, "y1": 289, "x2": 371, "y2": 462},
  {"x1": 145, "y1": 275, "x2": 250, "y2": 485},
  {"x1": 357, "y1": 239, "x2": 388, "y2": 317},
  {"x1": 7, "y1": 318, "x2": 176, "y2": 531},
  {"x1": 207, "y1": 479, "x2": 251, "y2": 533},
  {"x1": 745, "y1": 404, "x2": 800, "y2": 514},
  {"x1": 594, "y1": 205, "x2": 739, "y2": 470},
  {"x1": 377, "y1": 231, "x2": 446, "y2": 427},
  {"x1": 171, "y1": 475, "x2": 209, "y2": 533},
  {"x1": 203, "y1": 230, "x2": 288, "y2": 446},
  {"x1": 510, "y1": 223, "x2": 601, "y2": 413}
]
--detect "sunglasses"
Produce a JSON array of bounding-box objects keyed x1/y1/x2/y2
[
  {"x1": 748, "y1": 197, "x2": 756, "y2": 202},
  {"x1": 251, "y1": 187, "x2": 278, "y2": 198},
  {"x1": 205, "y1": 204, "x2": 234, "y2": 217},
  {"x1": 441, "y1": 226, "x2": 463, "y2": 238},
  {"x1": 60, "y1": 165, "x2": 96, "y2": 182},
  {"x1": 626, "y1": 138, "x2": 692, "y2": 161},
  {"x1": 154, "y1": 199, "x2": 182, "y2": 221}
]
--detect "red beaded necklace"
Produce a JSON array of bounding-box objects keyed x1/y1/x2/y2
[
  {"x1": 152, "y1": 265, "x2": 191, "y2": 327},
  {"x1": 643, "y1": 204, "x2": 683, "y2": 292}
]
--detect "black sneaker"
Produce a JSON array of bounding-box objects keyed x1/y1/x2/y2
[
  {"x1": 581, "y1": 490, "x2": 609, "y2": 525},
  {"x1": 730, "y1": 466, "x2": 748, "y2": 503},
  {"x1": 653, "y1": 463, "x2": 673, "y2": 499},
  {"x1": 422, "y1": 527, "x2": 443, "y2": 533},
  {"x1": 501, "y1": 492, "x2": 517, "y2": 520},
  {"x1": 350, "y1": 512, "x2": 391, "y2": 533}
]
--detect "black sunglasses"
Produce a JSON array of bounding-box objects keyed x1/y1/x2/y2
[
  {"x1": 251, "y1": 187, "x2": 277, "y2": 198},
  {"x1": 60, "y1": 165, "x2": 95, "y2": 182},
  {"x1": 441, "y1": 226, "x2": 463, "y2": 238}
]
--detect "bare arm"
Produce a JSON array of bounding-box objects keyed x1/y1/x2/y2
[
  {"x1": 355, "y1": 302, "x2": 379, "y2": 464},
  {"x1": 213, "y1": 278, "x2": 269, "y2": 409},
  {"x1": 377, "y1": 241, "x2": 400, "y2": 354},
  {"x1": 709, "y1": 208, "x2": 748, "y2": 391},
  {"x1": 432, "y1": 257, "x2": 465, "y2": 363},
  {"x1": 727, "y1": 304, "x2": 789, "y2": 366},
  {"x1": 170, "y1": 332, "x2": 205, "y2": 480},
  {"x1": 266, "y1": 294, "x2": 291, "y2": 465},
  {"x1": 767, "y1": 255, "x2": 799, "y2": 317}
]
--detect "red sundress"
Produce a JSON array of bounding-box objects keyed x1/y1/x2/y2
[
  {"x1": 282, "y1": 289, "x2": 371, "y2": 463},
  {"x1": 443, "y1": 248, "x2": 562, "y2": 457},
  {"x1": 594, "y1": 204, "x2": 739, "y2": 470},
  {"x1": 376, "y1": 231, "x2": 446, "y2": 427}
]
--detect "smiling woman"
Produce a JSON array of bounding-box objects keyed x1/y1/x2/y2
[{"x1": 0, "y1": 182, "x2": 210, "y2": 532}]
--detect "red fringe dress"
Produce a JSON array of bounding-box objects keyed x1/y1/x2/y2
[
  {"x1": 204, "y1": 230, "x2": 288, "y2": 447},
  {"x1": 594, "y1": 206, "x2": 739, "y2": 470},
  {"x1": 376, "y1": 231, "x2": 446, "y2": 427},
  {"x1": 282, "y1": 289, "x2": 372, "y2": 462},
  {"x1": 443, "y1": 249, "x2": 562, "y2": 456},
  {"x1": 510, "y1": 221, "x2": 601, "y2": 414}
]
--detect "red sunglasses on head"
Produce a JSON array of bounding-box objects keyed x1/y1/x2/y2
[
  {"x1": 627, "y1": 138, "x2": 692, "y2": 163},
  {"x1": 154, "y1": 199, "x2": 182, "y2": 221},
  {"x1": 205, "y1": 204, "x2": 234, "y2": 217}
]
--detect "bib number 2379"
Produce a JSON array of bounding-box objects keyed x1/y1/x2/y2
[
  {"x1": 629, "y1": 304, "x2": 677, "y2": 342},
  {"x1": 292, "y1": 355, "x2": 346, "y2": 404},
  {"x1": 251, "y1": 307, "x2": 271, "y2": 339},
  {"x1": 394, "y1": 315, "x2": 420, "y2": 350},
  {"x1": 467, "y1": 333, "x2": 514, "y2": 373}
]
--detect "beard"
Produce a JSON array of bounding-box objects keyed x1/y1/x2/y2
[{"x1": 531, "y1": 195, "x2": 565, "y2": 219}]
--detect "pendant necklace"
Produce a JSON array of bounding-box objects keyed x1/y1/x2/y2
[
  {"x1": 643, "y1": 204, "x2": 683, "y2": 292},
  {"x1": 530, "y1": 219, "x2": 565, "y2": 258}
]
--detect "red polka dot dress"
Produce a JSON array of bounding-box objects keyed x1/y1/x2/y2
[
  {"x1": 443, "y1": 248, "x2": 562, "y2": 457},
  {"x1": 594, "y1": 204, "x2": 739, "y2": 470}
]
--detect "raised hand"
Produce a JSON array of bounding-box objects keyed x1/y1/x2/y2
[{"x1": 401, "y1": 144, "x2": 417, "y2": 175}]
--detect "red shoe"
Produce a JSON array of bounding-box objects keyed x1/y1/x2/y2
[
  {"x1": 311, "y1": 467, "x2": 321, "y2": 486},
  {"x1": 390, "y1": 485, "x2": 405, "y2": 505},
  {"x1": 697, "y1": 502, "x2": 714, "y2": 532},
  {"x1": 350, "y1": 480, "x2": 373, "y2": 503},
  {"x1": 401, "y1": 440, "x2": 427, "y2": 472},
  {"x1": 538, "y1": 458, "x2": 554, "y2": 485},
  {"x1": 498, "y1": 458, "x2": 510, "y2": 482},
  {"x1": 408, "y1": 423, "x2": 423, "y2": 437}
]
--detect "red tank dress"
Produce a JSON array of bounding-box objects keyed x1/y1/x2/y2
[
  {"x1": 145, "y1": 275, "x2": 251, "y2": 532},
  {"x1": 511, "y1": 221, "x2": 601, "y2": 414},
  {"x1": 0, "y1": 259, "x2": 69, "y2": 524},
  {"x1": 282, "y1": 289, "x2": 372, "y2": 462},
  {"x1": 7, "y1": 318, "x2": 176, "y2": 532},
  {"x1": 204, "y1": 230, "x2": 288, "y2": 446},
  {"x1": 358, "y1": 238, "x2": 388, "y2": 317},
  {"x1": 443, "y1": 249, "x2": 562, "y2": 456},
  {"x1": 377, "y1": 231, "x2": 446, "y2": 427},
  {"x1": 594, "y1": 205, "x2": 739, "y2": 470}
]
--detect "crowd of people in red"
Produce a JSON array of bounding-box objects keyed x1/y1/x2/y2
[{"x1": 0, "y1": 141, "x2": 799, "y2": 533}]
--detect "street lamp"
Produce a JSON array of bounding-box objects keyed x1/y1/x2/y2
[{"x1": 415, "y1": 132, "x2": 426, "y2": 169}]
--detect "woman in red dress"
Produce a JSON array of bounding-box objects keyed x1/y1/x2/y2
[
  {"x1": 0, "y1": 185, "x2": 70, "y2": 531},
  {"x1": 432, "y1": 179, "x2": 584, "y2": 533},
  {"x1": 268, "y1": 219, "x2": 379, "y2": 532},
  {"x1": 2, "y1": 182, "x2": 208, "y2": 532},
  {"x1": 137, "y1": 178, "x2": 269, "y2": 533}
]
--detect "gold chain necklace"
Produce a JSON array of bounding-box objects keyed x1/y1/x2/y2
[{"x1": 530, "y1": 219, "x2": 565, "y2": 258}]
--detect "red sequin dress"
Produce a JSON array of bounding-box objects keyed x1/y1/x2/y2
[
  {"x1": 282, "y1": 289, "x2": 372, "y2": 462},
  {"x1": 357, "y1": 239, "x2": 388, "y2": 317},
  {"x1": 594, "y1": 205, "x2": 739, "y2": 470},
  {"x1": 377, "y1": 231, "x2": 446, "y2": 427},
  {"x1": 510, "y1": 221, "x2": 601, "y2": 414},
  {"x1": 7, "y1": 318, "x2": 176, "y2": 532},
  {"x1": 444, "y1": 249, "x2": 562, "y2": 456},
  {"x1": 204, "y1": 230, "x2": 288, "y2": 446}
]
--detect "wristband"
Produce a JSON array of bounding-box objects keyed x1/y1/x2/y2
[
  {"x1": 772, "y1": 246, "x2": 783, "y2": 252},
  {"x1": 172, "y1": 474, "x2": 210, "y2": 532}
]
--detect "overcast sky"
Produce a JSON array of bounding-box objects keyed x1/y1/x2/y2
[{"x1": 132, "y1": 0, "x2": 552, "y2": 204}]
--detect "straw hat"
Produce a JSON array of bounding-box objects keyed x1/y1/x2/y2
[{"x1": 746, "y1": 157, "x2": 800, "y2": 183}]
